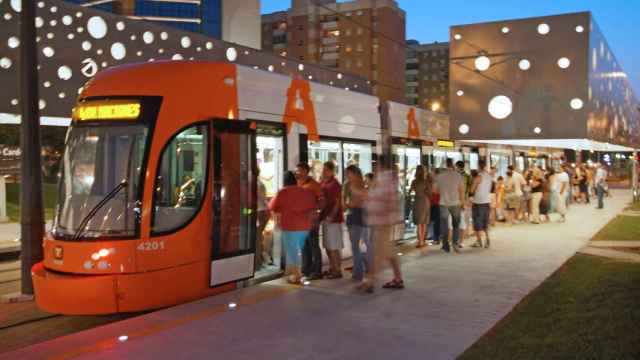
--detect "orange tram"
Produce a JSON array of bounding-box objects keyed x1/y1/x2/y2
[{"x1": 31, "y1": 60, "x2": 527, "y2": 314}]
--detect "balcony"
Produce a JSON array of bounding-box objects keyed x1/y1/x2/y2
[
  {"x1": 321, "y1": 21, "x2": 339, "y2": 30},
  {"x1": 406, "y1": 58, "x2": 418, "y2": 64},
  {"x1": 406, "y1": 81, "x2": 419, "y2": 87},
  {"x1": 321, "y1": 52, "x2": 339, "y2": 60},
  {"x1": 406, "y1": 69, "x2": 418, "y2": 75},
  {"x1": 320, "y1": 59, "x2": 339, "y2": 67},
  {"x1": 322, "y1": 37, "x2": 338, "y2": 45}
]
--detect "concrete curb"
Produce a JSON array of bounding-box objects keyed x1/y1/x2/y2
[
  {"x1": 589, "y1": 240, "x2": 640, "y2": 247},
  {"x1": 579, "y1": 246, "x2": 640, "y2": 262}
]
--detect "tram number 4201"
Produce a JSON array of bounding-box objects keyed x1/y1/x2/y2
[{"x1": 137, "y1": 241, "x2": 165, "y2": 251}]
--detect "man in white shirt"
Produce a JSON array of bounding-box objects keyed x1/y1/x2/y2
[
  {"x1": 470, "y1": 160, "x2": 493, "y2": 248},
  {"x1": 554, "y1": 165, "x2": 570, "y2": 222},
  {"x1": 508, "y1": 166, "x2": 527, "y2": 221},
  {"x1": 433, "y1": 159, "x2": 465, "y2": 253},
  {"x1": 594, "y1": 164, "x2": 608, "y2": 209}
]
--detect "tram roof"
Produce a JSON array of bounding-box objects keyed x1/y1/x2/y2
[{"x1": 463, "y1": 139, "x2": 637, "y2": 152}]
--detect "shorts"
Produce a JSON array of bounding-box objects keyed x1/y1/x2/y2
[
  {"x1": 472, "y1": 203, "x2": 490, "y2": 231},
  {"x1": 322, "y1": 222, "x2": 344, "y2": 250},
  {"x1": 282, "y1": 230, "x2": 309, "y2": 267},
  {"x1": 505, "y1": 194, "x2": 521, "y2": 210}
]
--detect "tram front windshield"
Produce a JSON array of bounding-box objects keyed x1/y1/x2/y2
[{"x1": 53, "y1": 124, "x2": 148, "y2": 239}]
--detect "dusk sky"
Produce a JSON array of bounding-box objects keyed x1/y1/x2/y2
[{"x1": 261, "y1": 0, "x2": 640, "y2": 94}]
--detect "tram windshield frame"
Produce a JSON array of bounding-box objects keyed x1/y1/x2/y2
[{"x1": 52, "y1": 96, "x2": 161, "y2": 241}]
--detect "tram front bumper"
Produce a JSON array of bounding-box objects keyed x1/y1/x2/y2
[{"x1": 32, "y1": 262, "x2": 120, "y2": 315}]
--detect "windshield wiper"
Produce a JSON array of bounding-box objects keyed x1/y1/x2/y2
[{"x1": 73, "y1": 180, "x2": 128, "y2": 241}]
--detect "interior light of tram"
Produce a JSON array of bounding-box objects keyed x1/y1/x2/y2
[{"x1": 73, "y1": 101, "x2": 141, "y2": 121}]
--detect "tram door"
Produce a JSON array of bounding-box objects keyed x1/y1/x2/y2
[{"x1": 210, "y1": 120, "x2": 257, "y2": 287}]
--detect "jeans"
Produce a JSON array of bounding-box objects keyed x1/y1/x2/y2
[
  {"x1": 302, "y1": 227, "x2": 322, "y2": 277},
  {"x1": 348, "y1": 225, "x2": 371, "y2": 281},
  {"x1": 429, "y1": 204, "x2": 440, "y2": 241},
  {"x1": 596, "y1": 184, "x2": 605, "y2": 209},
  {"x1": 439, "y1": 205, "x2": 461, "y2": 251}
]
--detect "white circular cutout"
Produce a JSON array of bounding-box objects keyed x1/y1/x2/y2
[
  {"x1": 488, "y1": 95, "x2": 513, "y2": 119},
  {"x1": 116, "y1": 21, "x2": 125, "y2": 31},
  {"x1": 62, "y1": 15, "x2": 73, "y2": 26},
  {"x1": 77, "y1": 27, "x2": 84, "y2": 33},
  {"x1": 67, "y1": 33, "x2": 75, "y2": 40},
  {"x1": 537, "y1": 23, "x2": 550, "y2": 35},
  {"x1": 7, "y1": 36, "x2": 19, "y2": 48},
  {"x1": 87, "y1": 16, "x2": 107, "y2": 39},
  {"x1": 38, "y1": 99, "x2": 46, "y2": 110},
  {"x1": 42, "y1": 46, "x2": 55, "y2": 58},
  {"x1": 46, "y1": 32, "x2": 54, "y2": 39},
  {"x1": 454, "y1": 34, "x2": 462, "y2": 40},
  {"x1": 50, "y1": 6, "x2": 57, "y2": 13},
  {"x1": 534, "y1": 127, "x2": 542, "y2": 134},
  {"x1": 172, "y1": 54, "x2": 183, "y2": 60},
  {"x1": 160, "y1": 32, "x2": 168, "y2": 40},
  {"x1": 268, "y1": 65, "x2": 274, "y2": 72},
  {"x1": 43, "y1": 81, "x2": 51, "y2": 88},
  {"x1": 4, "y1": 13, "x2": 12, "y2": 21},
  {"x1": 10, "y1": 99, "x2": 18, "y2": 106},
  {"x1": 38, "y1": 2, "x2": 45, "y2": 9},
  {"x1": 57, "y1": 66, "x2": 72, "y2": 80},
  {"x1": 475, "y1": 56, "x2": 491, "y2": 71},
  {"x1": 206, "y1": 42, "x2": 213, "y2": 50},
  {"x1": 49, "y1": 19, "x2": 57, "y2": 26},
  {"x1": 180, "y1": 36, "x2": 191, "y2": 48},
  {"x1": 557, "y1": 57, "x2": 571, "y2": 69},
  {"x1": 226, "y1": 47, "x2": 237, "y2": 61},
  {"x1": 298, "y1": 64, "x2": 304, "y2": 71},
  {"x1": 575, "y1": 25, "x2": 584, "y2": 33},
  {"x1": 143, "y1": 31, "x2": 154, "y2": 44},
  {"x1": 76, "y1": 11, "x2": 82, "y2": 18},
  {"x1": 456, "y1": 90, "x2": 464, "y2": 96},
  {"x1": 459, "y1": 124, "x2": 470, "y2": 134},
  {"x1": 501, "y1": 26, "x2": 510, "y2": 34},
  {"x1": 157, "y1": 48, "x2": 164, "y2": 54},
  {"x1": 35, "y1": 17, "x2": 43, "y2": 28},
  {"x1": 136, "y1": 51, "x2": 142, "y2": 56},
  {"x1": 82, "y1": 41, "x2": 92, "y2": 51},
  {"x1": 518, "y1": 59, "x2": 531, "y2": 71},
  {"x1": 101, "y1": 61, "x2": 108, "y2": 68},
  {"x1": 337, "y1": 73, "x2": 343, "y2": 79},
  {"x1": 0, "y1": 57, "x2": 12, "y2": 69},
  {"x1": 130, "y1": 35, "x2": 136, "y2": 41},
  {"x1": 110, "y1": 42, "x2": 126, "y2": 60},
  {"x1": 10, "y1": 0, "x2": 21, "y2": 12},
  {"x1": 58, "y1": 92, "x2": 65, "y2": 99},
  {"x1": 570, "y1": 98, "x2": 584, "y2": 110},
  {"x1": 96, "y1": 49, "x2": 103, "y2": 55}
]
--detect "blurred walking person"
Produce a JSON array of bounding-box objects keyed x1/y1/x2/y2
[
  {"x1": 296, "y1": 163, "x2": 325, "y2": 280},
  {"x1": 269, "y1": 172, "x2": 317, "y2": 284},
  {"x1": 529, "y1": 170, "x2": 544, "y2": 224},
  {"x1": 595, "y1": 163, "x2": 608, "y2": 209},
  {"x1": 362, "y1": 160, "x2": 404, "y2": 293},
  {"x1": 320, "y1": 162, "x2": 344, "y2": 279}
]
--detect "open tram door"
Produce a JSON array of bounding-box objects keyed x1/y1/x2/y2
[{"x1": 210, "y1": 120, "x2": 258, "y2": 287}]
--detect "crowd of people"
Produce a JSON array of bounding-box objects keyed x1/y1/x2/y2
[{"x1": 266, "y1": 157, "x2": 610, "y2": 293}]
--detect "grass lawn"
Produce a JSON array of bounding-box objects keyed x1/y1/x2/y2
[
  {"x1": 592, "y1": 215, "x2": 640, "y2": 241},
  {"x1": 628, "y1": 201, "x2": 640, "y2": 212},
  {"x1": 459, "y1": 254, "x2": 640, "y2": 360},
  {"x1": 5, "y1": 183, "x2": 58, "y2": 222}
]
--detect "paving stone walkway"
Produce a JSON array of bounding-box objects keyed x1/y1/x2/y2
[{"x1": 0, "y1": 190, "x2": 632, "y2": 360}]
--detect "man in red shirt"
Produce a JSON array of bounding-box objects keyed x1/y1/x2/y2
[
  {"x1": 320, "y1": 161, "x2": 344, "y2": 279},
  {"x1": 296, "y1": 162, "x2": 324, "y2": 280}
]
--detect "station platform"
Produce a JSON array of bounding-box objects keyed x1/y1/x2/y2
[{"x1": 0, "y1": 191, "x2": 631, "y2": 360}]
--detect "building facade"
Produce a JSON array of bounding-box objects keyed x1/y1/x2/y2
[
  {"x1": 449, "y1": 12, "x2": 640, "y2": 147},
  {"x1": 65, "y1": 0, "x2": 261, "y2": 49},
  {"x1": 262, "y1": 0, "x2": 406, "y2": 102},
  {"x1": 406, "y1": 40, "x2": 449, "y2": 113}
]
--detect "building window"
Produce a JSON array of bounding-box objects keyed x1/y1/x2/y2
[
  {"x1": 432, "y1": 74, "x2": 438, "y2": 81},
  {"x1": 357, "y1": 59, "x2": 363, "y2": 68},
  {"x1": 357, "y1": 27, "x2": 363, "y2": 35},
  {"x1": 345, "y1": 28, "x2": 352, "y2": 36},
  {"x1": 356, "y1": 10, "x2": 363, "y2": 16},
  {"x1": 356, "y1": 43, "x2": 363, "y2": 52}
]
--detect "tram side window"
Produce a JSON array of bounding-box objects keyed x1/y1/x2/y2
[{"x1": 152, "y1": 125, "x2": 208, "y2": 233}]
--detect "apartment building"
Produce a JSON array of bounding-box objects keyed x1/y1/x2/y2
[
  {"x1": 406, "y1": 40, "x2": 450, "y2": 113},
  {"x1": 262, "y1": 0, "x2": 406, "y2": 102}
]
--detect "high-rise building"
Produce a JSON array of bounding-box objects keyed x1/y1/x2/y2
[
  {"x1": 406, "y1": 40, "x2": 449, "y2": 113},
  {"x1": 262, "y1": 0, "x2": 406, "y2": 102},
  {"x1": 66, "y1": 0, "x2": 261, "y2": 49}
]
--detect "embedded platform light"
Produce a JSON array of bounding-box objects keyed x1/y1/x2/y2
[
  {"x1": 458, "y1": 124, "x2": 470, "y2": 135},
  {"x1": 570, "y1": 98, "x2": 584, "y2": 110},
  {"x1": 488, "y1": 95, "x2": 513, "y2": 119},
  {"x1": 518, "y1": 59, "x2": 531, "y2": 71},
  {"x1": 303, "y1": 280, "x2": 311, "y2": 286},
  {"x1": 537, "y1": 23, "x2": 550, "y2": 35},
  {"x1": 474, "y1": 56, "x2": 491, "y2": 72},
  {"x1": 557, "y1": 57, "x2": 571, "y2": 69}
]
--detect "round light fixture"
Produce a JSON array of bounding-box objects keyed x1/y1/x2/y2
[
  {"x1": 518, "y1": 59, "x2": 531, "y2": 71},
  {"x1": 180, "y1": 36, "x2": 191, "y2": 48},
  {"x1": 534, "y1": 127, "x2": 542, "y2": 134},
  {"x1": 268, "y1": 65, "x2": 274, "y2": 72},
  {"x1": 57, "y1": 65, "x2": 72, "y2": 80},
  {"x1": 298, "y1": 64, "x2": 304, "y2": 71},
  {"x1": 474, "y1": 56, "x2": 491, "y2": 71},
  {"x1": 453, "y1": 34, "x2": 462, "y2": 40},
  {"x1": 87, "y1": 16, "x2": 107, "y2": 39},
  {"x1": 0, "y1": 57, "x2": 11, "y2": 69},
  {"x1": 110, "y1": 42, "x2": 126, "y2": 60},
  {"x1": 458, "y1": 124, "x2": 470, "y2": 134},
  {"x1": 575, "y1": 25, "x2": 584, "y2": 33},
  {"x1": 456, "y1": 90, "x2": 464, "y2": 96},
  {"x1": 570, "y1": 98, "x2": 584, "y2": 110},
  {"x1": 488, "y1": 95, "x2": 513, "y2": 119},
  {"x1": 501, "y1": 26, "x2": 510, "y2": 34},
  {"x1": 537, "y1": 23, "x2": 550, "y2": 35},
  {"x1": 7, "y1": 36, "x2": 19, "y2": 49},
  {"x1": 226, "y1": 47, "x2": 237, "y2": 62},
  {"x1": 143, "y1": 31, "x2": 154, "y2": 44},
  {"x1": 337, "y1": 73, "x2": 343, "y2": 79},
  {"x1": 557, "y1": 57, "x2": 571, "y2": 69},
  {"x1": 42, "y1": 46, "x2": 55, "y2": 58}
]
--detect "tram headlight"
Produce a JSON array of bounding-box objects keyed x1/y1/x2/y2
[{"x1": 98, "y1": 248, "x2": 110, "y2": 258}]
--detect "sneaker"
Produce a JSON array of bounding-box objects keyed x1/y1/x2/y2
[{"x1": 471, "y1": 242, "x2": 482, "y2": 248}]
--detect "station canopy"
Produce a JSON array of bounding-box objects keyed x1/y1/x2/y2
[{"x1": 465, "y1": 138, "x2": 637, "y2": 152}]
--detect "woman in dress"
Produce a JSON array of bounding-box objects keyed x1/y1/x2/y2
[{"x1": 409, "y1": 165, "x2": 431, "y2": 248}]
